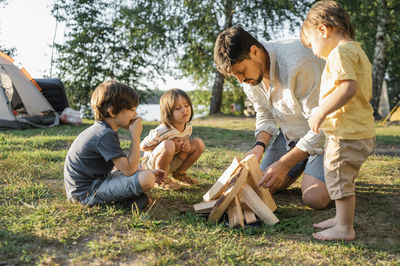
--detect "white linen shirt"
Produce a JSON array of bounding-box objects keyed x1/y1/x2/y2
[{"x1": 243, "y1": 39, "x2": 325, "y2": 155}]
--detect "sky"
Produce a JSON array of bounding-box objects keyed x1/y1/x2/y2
[
  {"x1": 0, "y1": 0, "x2": 194, "y2": 90},
  {"x1": 0, "y1": 0, "x2": 61, "y2": 77}
]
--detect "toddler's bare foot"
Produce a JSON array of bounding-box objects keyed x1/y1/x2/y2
[
  {"x1": 313, "y1": 218, "x2": 336, "y2": 229},
  {"x1": 312, "y1": 225, "x2": 355, "y2": 241}
]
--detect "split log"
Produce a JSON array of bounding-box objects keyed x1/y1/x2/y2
[
  {"x1": 193, "y1": 200, "x2": 217, "y2": 214},
  {"x1": 238, "y1": 183, "x2": 279, "y2": 225},
  {"x1": 208, "y1": 166, "x2": 248, "y2": 222},
  {"x1": 241, "y1": 154, "x2": 277, "y2": 212},
  {"x1": 203, "y1": 157, "x2": 241, "y2": 201},
  {"x1": 242, "y1": 208, "x2": 258, "y2": 224},
  {"x1": 227, "y1": 196, "x2": 244, "y2": 228}
]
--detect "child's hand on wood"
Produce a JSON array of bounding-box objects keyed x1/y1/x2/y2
[
  {"x1": 152, "y1": 169, "x2": 166, "y2": 184},
  {"x1": 181, "y1": 138, "x2": 191, "y2": 153},
  {"x1": 308, "y1": 109, "x2": 325, "y2": 134},
  {"x1": 129, "y1": 117, "x2": 143, "y2": 138}
]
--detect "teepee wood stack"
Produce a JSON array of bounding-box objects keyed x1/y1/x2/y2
[{"x1": 193, "y1": 154, "x2": 279, "y2": 228}]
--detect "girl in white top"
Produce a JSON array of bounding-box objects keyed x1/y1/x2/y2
[{"x1": 140, "y1": 88, "x2": 205, "y2": 190}]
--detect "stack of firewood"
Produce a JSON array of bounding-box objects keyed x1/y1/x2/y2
[{"x1": 193, "y1": 154, "x2": 279, "y2": 228}]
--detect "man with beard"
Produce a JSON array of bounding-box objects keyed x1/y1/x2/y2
[{"x1": 214, "y1": 26, "x2": 330, "y2": 209}]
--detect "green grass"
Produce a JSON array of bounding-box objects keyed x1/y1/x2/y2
[{"x1": 0, "y1": 117, "x2": 399, "y2": 265}]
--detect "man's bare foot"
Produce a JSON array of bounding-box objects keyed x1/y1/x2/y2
[
  {"x1": 312, "y1": 225, "x2": 355, "y2": 241},
  {"x1": 313, "y1": 218, "x2": 336, "y2": 229}
]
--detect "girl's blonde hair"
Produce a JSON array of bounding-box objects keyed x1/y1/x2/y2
[
  {"x1": 300, "y1": 0, "x2": 354, "y2": 47},
  {"x1": 91, "y1": 80, "x2": 139, "y2": 121},
  {"x1": 160, "y1": 88, "x2": 193, "y2": 128}
]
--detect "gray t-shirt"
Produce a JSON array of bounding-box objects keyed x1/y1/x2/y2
[{"x1": 64, "y1": 120, "x2": 126, "y2": 200}]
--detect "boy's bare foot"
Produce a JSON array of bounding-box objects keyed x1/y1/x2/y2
[
  {"x1": 313, "y1": 218, "x2": 336, "y2": 229},
  {"x1": 172, "y1": 171, "x2": 199, "y2": 185},
  {"x1": 312, "y1": 225, "x2": 355, "y2": 241},
  {"x1": 154, "y1": 178, "x2": 181, "y2": 190}
]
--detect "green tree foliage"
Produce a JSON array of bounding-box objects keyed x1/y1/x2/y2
[
  {"x1": 339, "y1": 0, "x2": 400, "y2": 112},
  {"x1": 171, "y1": 0, "x2": 312, "y2": 115},
  {"x1": 0, "y1": 44, "x2": 16, "y2": 57},
  {"x1": 187, "y1": 90, "x2": 211, "y2": 115},
  {"x1": 51, "y1": 0, "x2": 400, "y2": 118},
  {"x1": 140, "y1": 88, "x2": 164, "y2": 104},
  {"x1": 52, "y1": 0, "x2": 312, "y2": 116},
  {"x1": 51, "y1": 0, "x2": 172, "y2": 114}
]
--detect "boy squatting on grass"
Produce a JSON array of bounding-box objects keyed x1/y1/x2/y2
[
  {"x1": 300, "y1": 0, "x2": 375, "y2": 241},
  {"x1": 64, "y1": 80, "x2": 166, "y2": 209},
  {"x1": 140, "y1": 88, "x2": 205, "y2": 190}
]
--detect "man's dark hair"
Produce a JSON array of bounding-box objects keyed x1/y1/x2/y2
[{"x1": 214, "y1": 26, "x2": 262, "y2": 76}]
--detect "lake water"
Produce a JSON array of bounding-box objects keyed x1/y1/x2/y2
[{"x1": 137, "y1": 104, "x2": 207, "y2": 121}]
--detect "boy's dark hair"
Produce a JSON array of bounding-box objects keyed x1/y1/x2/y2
[
  {"x1": 91, "y1": 80, "x2": 139, "y2": 121},
  {"x1": 300, "y1": 0, "x2": 355, "y2": 47},
  {"x1": 160, "y1": 88, "x2": 193, "y2": 128},
  {"x1": 214, "y1": 26, "x2": 262, "y2": 76}
]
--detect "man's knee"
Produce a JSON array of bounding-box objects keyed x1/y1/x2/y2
[
  {"x1": 138, "y1": 170, "x2": 155, "y2": 191},
  {"x1": 302, "y1": 187, "x2": 331, "y2": 210},
  {"x1": 301, "y1": 174, "x2": 331, "y2": 209}
]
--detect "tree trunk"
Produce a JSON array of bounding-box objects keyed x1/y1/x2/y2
[
  {"x1": 371, "y1": 0, "x2": 387, "y2": 119},
  {"x1": 209, "y1": 0, "x2": 233, "y2": 115},
  {"x1": 210, "y1": 70, "x2": 225, "y2": 114}
]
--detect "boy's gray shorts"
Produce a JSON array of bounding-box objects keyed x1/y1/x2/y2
[
  {"x1": 260, "y1": 131, "x2": 325, "y2": 183},
  {"x1": 80, "y1": 170, "x2": 146, "y2": 208}
]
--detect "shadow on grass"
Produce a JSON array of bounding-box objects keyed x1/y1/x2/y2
[
  {"x1": 0, "y1": 123, "x2": 92, "y2": 138},
  {"x1": 146, "y1": 180, "x2": 400, "y2": 256},
  {"x1": 0, "y1": 229, "x2": 60, "y2": 264}
]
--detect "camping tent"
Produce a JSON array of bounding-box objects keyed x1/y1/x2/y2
[
  {"x1": 0, "y1": 51, "x2": 59, "y2": 130},
  {"x1": 383, "y1": 101, "x2": 400, "y2": 124}
]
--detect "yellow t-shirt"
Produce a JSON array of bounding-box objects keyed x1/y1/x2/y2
[{"x1": 320, "y1": 41, "x2": 375, "y2": 139}]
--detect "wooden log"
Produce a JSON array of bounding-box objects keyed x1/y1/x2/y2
[
  {"x1": 193, "y1": 200, "x2": 217, "y2": 214},
  {"x1": 203, "y1": 157, "x2": 241, "y2": 201},
  {"x1": 242, "y1": 208, "x2": 258, "y2": 224},
  {"x1": 241, "y1": 154, "x2": 277, "y2": 212},
  {"x1": 238, "y1": 183, "x2": 279, "y2": 225},
  {"x1": 208, "y1": 166, "x2": 248, "y2": 222},
  {"x1": 227, "y1": 196, "x2": 244, "y2": 228},
  {"x1": 238, "y1": 194, "x2": 258, "y2": 224}
]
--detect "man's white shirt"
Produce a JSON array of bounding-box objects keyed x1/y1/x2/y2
[{"x1": 243, "y1": 39, "x2": 325, "y2": 155}]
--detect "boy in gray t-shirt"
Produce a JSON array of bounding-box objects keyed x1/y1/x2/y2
[{"x1": 64, "y1": 80, "x2": 166, "y2": 209}]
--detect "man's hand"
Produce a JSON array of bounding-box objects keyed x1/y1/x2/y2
[
  {"x1": 258, "y1": 160, "x2": 291, "y2": 190},
  {"x1": 181, "y1": 138, "x2": 191, "y2": 153},
  {"x1": 244, "y1": 145, "x2": 264, "y2": 162},
  {"x1": 152, "y1": 169, "x2": 167, "y2": 184},
  {"x1": 129, "y1": 117, "x2": 143, "y2": 138},
  {"x1": 308, "y1": 109, "x2": 326, "y2": 134}
]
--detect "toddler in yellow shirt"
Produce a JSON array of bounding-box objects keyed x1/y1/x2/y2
[{"x1": 300, "y1": 0, "x2": 375, "y2": 241}]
